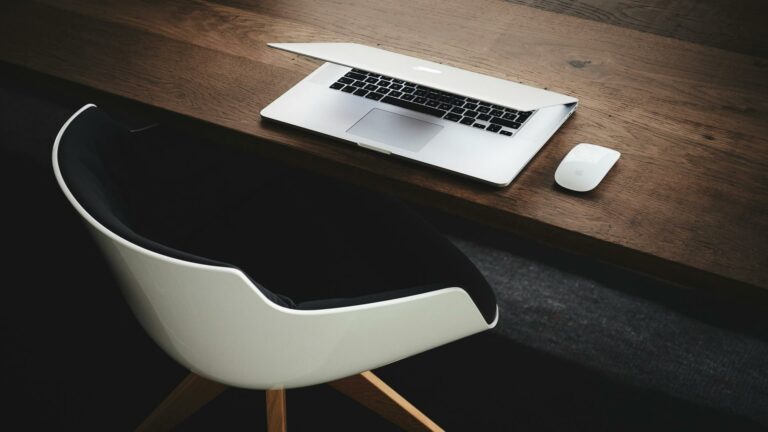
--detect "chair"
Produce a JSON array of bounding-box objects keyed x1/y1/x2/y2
[{"x1": 52, "y1": 104, "x2": 498, "y2": 431}]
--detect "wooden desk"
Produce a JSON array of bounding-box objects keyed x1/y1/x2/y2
[{"x1": 1, "y1": 0, "x2": 766, "y2": 298}]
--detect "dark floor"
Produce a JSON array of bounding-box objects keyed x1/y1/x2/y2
[{"x1": 1, "y1": 71, "x2": 766, "y2": 431}]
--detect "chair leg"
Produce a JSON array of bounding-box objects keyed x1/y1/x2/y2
[
  {"x1": 328, "y1": 371, "x2": 444, "y2": 432},
  {"x1": 265, "y1": 389, "x2": 287, "y2": 432},
  {"x1": 136, "y1": 372, "x2": 227, "y2": 431}
]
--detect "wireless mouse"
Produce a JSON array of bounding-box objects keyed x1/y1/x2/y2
[{"x1": 555, "y1": 143, "x2": 620, "y2": 192}]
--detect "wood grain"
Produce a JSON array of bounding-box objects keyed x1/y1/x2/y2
[
  {"x1": 136, "y1": 372, "x2": 227, "y2": 431},
  {"x1": 265, "y1": 389, "x2": 287, "y2": 432},
  {"x1": 329, "y1": 371, "x2": 443, "y2": 432},
  {"x1": 506, "y1": 0, "x2": 768, "y2": 58},
  {"x1": 0, "y1": 0, "x2": 766, "y2": 299}
]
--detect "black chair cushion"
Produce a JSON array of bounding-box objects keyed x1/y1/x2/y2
[{"x1": 57, "y1": 107, "x2": 497, "y2": 323}]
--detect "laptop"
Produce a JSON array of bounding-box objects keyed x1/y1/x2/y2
[{"x1": 261, "y1": 43, "x2": 578, "y2": 186}]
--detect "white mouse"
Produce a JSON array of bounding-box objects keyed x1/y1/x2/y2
[{"x1": 555, "y1": 143, "x2": 620, "y2": 192}]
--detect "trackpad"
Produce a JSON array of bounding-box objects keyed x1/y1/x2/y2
[{"x1": 347, "y1": 109, "x2": 443, "y2": 153}]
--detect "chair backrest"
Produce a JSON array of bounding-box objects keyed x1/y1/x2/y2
[{"x1": 53, "y1": 105, "x2": 494, "y2": 389}]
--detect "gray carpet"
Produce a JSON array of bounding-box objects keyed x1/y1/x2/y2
[{"x1": 446, "y1": 232, "x2": 768, "y2": 425}]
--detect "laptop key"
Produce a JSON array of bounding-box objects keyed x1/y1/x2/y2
[
  {"x1": 490, "y1": 117, "x2": 522, "y2": 129},
  {"x1": 439, "y1": 103, "x2": 452, "y2": 110},
  {"x1": 368, "y1": 73, "x2": 381, "y2": 78},
  {"x1": 401, "y1": 93, "x2": 415, "y2": 101},
  {"x1": 463, "y1": 103, "x2": 478, "y2": 110},
  {"x1": 345, "y1": 72, "x2": 366, "y2": 81},
  {"x1": 504, "y1": 107, "x2": 518, "y2": 114},
  {"x1": 402, "y1": 87, "x2": 415, "y2": 94},
  {"x1": 490, "y1": 109, "x2": 503, "y2": 117},
  {"x1": 352, "y1": 68, "x2": 367, "y2": 74},
  {"x1": 473, "y1": 123, "x2": 486, "y2": 129},
  {"x1": 365, "y1": 77, "x2": 378, "y2": 83},
  {"x1": 392, "y1": 79, "x2": 404, "y2": 84},
  {"x1": 389, "y1": 90, "x2": 403, "y2": 98},
  {"x1": 426, "y1": 100, "x2": 440, "y2": 108},
  {"x1": 382, "y1": 96, "x2": 447, "y2": 117},
  {"x1": 354, "y1": 89, "x2": 368, "y2": 96},
  {"x1": 477, "y1": 106, "x2": 491, "y2": 113},
  {"x1": 339, "y1": 77, "x2": 354, "y2": 85},
  {"x1": 499, "y1": 130, "x2": 513, "y2": 136},
  {"x1": 376, "y1": 87, "x2": 390, "y2": 95},
  {"x1": 451, "y1": 98, "x2": 464, "y2": 106},
  {"x1": 366, "y1": 92, "x2": 383, "y2": 101},
  {"x1": 451, "y1": 106, "x2": 465, "y2": 114},
  {"x1": 414, "y1": 96, "x2": 427, "y2": 104},
  {"x1": 365, "y1": 84, "x2": 378, "y2": 91},
  {"x1": 492, "y1": 104, "x2": 505, "y2": 110},
  {"x1": 477, "y1": 113, "x2": 491, "y2": 121},
  {"x1": 377, "y1": 80, "x2": 391, "y2": 87},
  {"x1": 502, "y1": 112, "x2": 517, "y2": 120},
  {"x1": 330, "y1": 82, "x2": 344, "y2": 90},
  {"x1": 390, "y1": 83, "x2": 403, "y2": 90},
  {"x1": 352, "y1": 80, "x2": 366, "y2": 88},
  {"x1": 444, "y1": 113, "x2": 462, "y2": 122},
  {"x1": 464, "y1": 110, "x2": 478, "y2": 118},
  {"x1": 466, "y1": 98, "x2": 479, "y2": 103},
  {"x1": 460, "y1": 117, "x2": 474, "y2": 125},
  {"x1": 487, "y1": 124, "x2": 502, "y2": 132},
  {"x1": 341, "y1": 85, "x2": 356, "y2": 93}
]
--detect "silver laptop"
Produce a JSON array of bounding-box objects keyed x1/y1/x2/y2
[{"x1": 261, "y1": 43, "x2": 578, "y2": 186}]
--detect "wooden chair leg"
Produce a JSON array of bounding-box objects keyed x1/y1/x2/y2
[
  {"x1": 265, "y1": 388, "x2": 287, "y2": 432},
  {"x1": 328, "y1": 371, "x2": 444, "y2": 432},
  {"x1": 136, "y1": 372, "x2": 227, "y2": 431}
]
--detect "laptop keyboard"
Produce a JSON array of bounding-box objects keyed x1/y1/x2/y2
[{"x1": 329, "y1": 69, "x2": 535, "y2": 137}]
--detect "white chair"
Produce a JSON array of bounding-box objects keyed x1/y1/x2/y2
[{"x1": 53, "y1": 104, "x2": 498, "y2": 431}]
